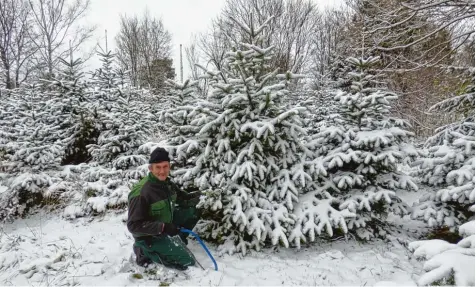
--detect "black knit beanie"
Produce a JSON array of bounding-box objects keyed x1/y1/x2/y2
[{"x1": 149, "y1": 147, "x2": 170, "y2": 164}]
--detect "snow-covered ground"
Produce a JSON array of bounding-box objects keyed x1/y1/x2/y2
[{"x1": 0, "y1": 209, "x2": 427, "y2": 286}]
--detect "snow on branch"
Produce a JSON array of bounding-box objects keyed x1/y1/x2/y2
[
  {"x1": 409, "y1": 220, "x2": 475, "y2": 286},
  {"x1": 290, "y1": 191, "x2": 355, "y2": 248},
  {"x1": 428, "y1": 92, "x2": 475, "y2": 113}
]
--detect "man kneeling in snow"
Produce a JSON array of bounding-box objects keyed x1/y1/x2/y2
[{"x1": 127, "y1": 147, "x2": 201, "y2": 270}]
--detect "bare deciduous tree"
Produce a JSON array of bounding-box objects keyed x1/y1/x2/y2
[
  {"x1": 358, "y1": 0, "x2": 474, "y2": 137},
  {"x1": 138, "y1": 10, "x2": 172, "y2": 90},
  {"x1": 184, "y1": 39, "x2": 201, "y2": 81},
  {"x1": 196, "y1": 22, "x2": 229, "y2": 83},
  {"x1": 197, "y1": 0, "x2": 319, "y2": 75},
  {"x1": 184, "y1": 39, "x2": 209, "y2": 97},
  {"x1": 28, "y1": 0, "x2": 95, "y2": 80},
  {"x1": 368, "y1": 0, "x2": 474, "y2": 70},
  {"x1": 0, "y1": 0, "x2": 37, "y2": 89},
  {"x1": 115, "y1": 15, "x2": 140, "y2": 86},
  {"x1": 309, "y1": 7, "x2": 352, "y2": 87},
  {"x1": 115, "y1": 10, "x2": 173, "y2": 91}
]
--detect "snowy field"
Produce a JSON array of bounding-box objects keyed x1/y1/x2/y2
[{"x1": 0, "y1": 208, "x2": 427, "y2": 286}]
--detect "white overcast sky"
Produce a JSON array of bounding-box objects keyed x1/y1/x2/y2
[{"x1": 82, "y1": 0, "x2": 344, "y2": 80}]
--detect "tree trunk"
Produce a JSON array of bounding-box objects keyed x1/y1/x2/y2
[{"x1": 1, "y1": 50, "x2": 13, "y2": 89}]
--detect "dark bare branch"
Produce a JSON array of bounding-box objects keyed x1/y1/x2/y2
[
  {"x1": 114, "y1": 10, "x2": 173, "y2": 91},
  {"x1": 0, "y1": 0, "x2": 37, "y2": 89},
  {"x1": 27, "y1": 0, "x2": 95, "y2": 79}
]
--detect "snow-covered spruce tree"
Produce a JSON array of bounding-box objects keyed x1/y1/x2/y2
[
  {"x1": 0, "y1": 83, "x2": 62, "y2": 221},
  {"x1": 62, "y1": 47, "x2": 157, "y2": 216},
  {"x1": 296, "y1": 53, "x2": 353, "y2": 137},
  {"x1": 291, "y1": 56, "x2": 419, "y2": 242},
  {"x1": 53, "y1": 56, "x2": 100, "y2": 165},
  {"x1": 411, "y1": 76, "x2": 475, "y2": 230},
  {"x1": 408, "y1": 77, "x2": 475, "y2": 286},
  {"x1": 325, "y1": 53, "x2": 354, "y2": 92},
  {"x1": 309, "y1": 52, "x2": 360, "y2": 125},
  {"x1": 90, "y1": 45, "x2": 117, "y2": 91},
  {"x1": 408, "y1": 219, "x2": 475, "y2": 286},
  {"x1": 0, "y1": 78, "x2": 75, "y2": 220},
  {"x1": 0, "y1": 52, "x2": 105, "y2": 221},
  {"x1": 294, "y1": 88, "x2": 339, "y2": 138},
  {"x1": 171, "y1": 17, "x2": 314, "y2": 255},
  {"x1": 160, "y1": 78, "x2": 199, "y2": 136},
  {"x1": 159, "y1": 78, "x2": 204, "y2": 190},
  {"x1": 87, "y1": 47, "x2": 154, "y2": 173},
  {"x1": 0, "y1": 82, "x2": 64, "y2": 175}
]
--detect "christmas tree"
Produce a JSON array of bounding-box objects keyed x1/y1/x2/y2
[
  {"x1": 86, "y1": 46, "x2": 153, "y2": 172},
  {"x1": 75, "y1": 46, "x2": 157, "y2": 214},
  {"x1": 411, "y1": 75, "x2": 475, "y2": 229},
  {"x1": 291, "y1": 56, "x2": 418, "y2": 244},
  {"x1": 160, "y1": 79, "x2": 203, "y2": 190},
  {"x1": 0, "y1": 83, "x2": 58, "y2": 220},
  {"x1": 170, "y1": 16, "x2": 313, "y2": 255},
  {"x1": 90, "y1": 45, "x2": 117, "y2": 91},
  {"x1": 54, "y1": 56, "x2": 99, "y2": 165},
  {"x1": 0, "y1": 52, "x2": 93, "y2": 220}
]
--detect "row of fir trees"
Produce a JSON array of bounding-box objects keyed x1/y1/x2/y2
[
  {"x1": 0, "y1": 45, "x2": 162, "y2": 220},
  {"x1": 160, "y1": 17, "x2": 474, "y2": 256}
]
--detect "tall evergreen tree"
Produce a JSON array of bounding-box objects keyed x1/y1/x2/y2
[
  {"x1": 169, "y1": 17, "x2": 314, "y2": 255},
  {"x1": 411, "y1": 74, "x2": 475, "y2": 229},
  {"x1": 54, "y1": 56, "x2": 99, "y2": 165},
  {"x1": 0, "y1": 52, "x2": 94, "y2": 220},
  {"x1": 408, "y1": 74, "x2": 474, "y2": 285},
  {"x1": 87, "y1": 47, "x2": 154, "y2": 172},
  {"x1": 291, "y1": 56, "x2": 418, "y2": 243},
  {"x1": 160, "y1": 79, "x2": 203, "y2": 190},
  {"x1": 91, "y1": 45, "x2": 117, "y2": 91}
]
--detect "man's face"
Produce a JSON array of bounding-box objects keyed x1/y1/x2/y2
[{"x1": 149, "y1": 161, "x2": 170, "y2": 181}]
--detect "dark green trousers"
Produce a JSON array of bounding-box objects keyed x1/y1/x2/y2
[{"x1": 134, "y1": 205, "x2": 200, "y2": 270}]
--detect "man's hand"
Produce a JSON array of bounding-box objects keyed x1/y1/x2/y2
[{"x1": 162, "y1": 223, "x2": 180, "y2": 236}]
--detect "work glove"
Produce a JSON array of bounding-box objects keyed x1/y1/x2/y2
[{"x1": 162, "y1": 223, "x2": 180, "y2": 236}]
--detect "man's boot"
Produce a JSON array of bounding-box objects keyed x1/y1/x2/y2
[
  {"x1": 133, "y1": 245, "x2": 152, "y2": 267},
  {"x1": 178, "y1": 233, "x2": 189, "y2": 245}
]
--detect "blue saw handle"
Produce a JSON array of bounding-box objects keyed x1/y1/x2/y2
[{"x1": 180, "y1": 228, "x2": 218, "y2": 271}]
